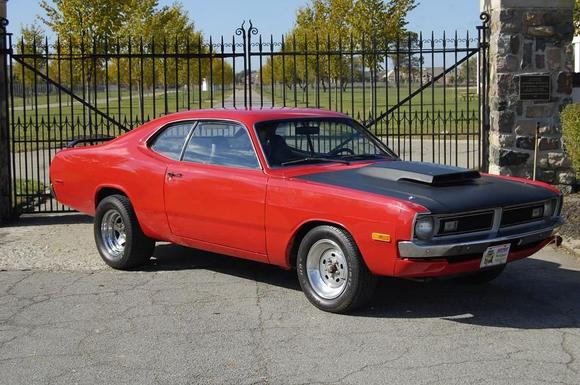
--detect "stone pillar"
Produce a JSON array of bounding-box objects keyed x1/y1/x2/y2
[
  {"x1": 0, "y1": 0, "x2": 10, "y2": 221},
  {"x1": 482, "y1": 0, "x2": 577, "y2": 190}
]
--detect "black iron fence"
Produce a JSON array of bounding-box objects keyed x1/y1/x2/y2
[{"x1": 1, "y1": 15, "x2": 490, "y2": 214}]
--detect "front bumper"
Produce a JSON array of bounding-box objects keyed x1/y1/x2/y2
[{"x1": 398, "y1": 217, "x2": 563, "y2": 259}]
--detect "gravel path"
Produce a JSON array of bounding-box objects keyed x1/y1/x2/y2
[
  {"x1": 560, "y1": 193, "x2": 580, "y2": 239},
  {"x1": 0, "y1": 214, "x2": 101, "y2": 272},
  {"x1": 560, "y1": 192, "x2": 580, "y2": 255}
]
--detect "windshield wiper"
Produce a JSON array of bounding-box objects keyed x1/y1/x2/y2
[
  {"x1": 281, "y1": 157, "x2": 351, "y2": 166},
  {"x1": 340, "y1": 154, "x2": 391, "y2": 161}
]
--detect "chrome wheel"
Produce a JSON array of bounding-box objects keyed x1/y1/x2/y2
[
  {"x1": 100, "y1": 209, "x2": 127, "y2": 259},
  {"x1": 306, "y1": 239, "x2": 349, "y2": 299}
]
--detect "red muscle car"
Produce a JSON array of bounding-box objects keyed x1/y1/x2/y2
[{"x1": 50, "y1": 108, "x2": 564, "y2": 313}]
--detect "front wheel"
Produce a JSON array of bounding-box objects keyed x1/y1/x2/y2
[
  {"x1": 296, "y1": 225, "x2": 376, "y2": 313},
  {"x1": 94, "y1": 194, "x2": 155, "y2": 270}
]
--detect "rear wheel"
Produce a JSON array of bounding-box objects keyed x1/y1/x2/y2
[
  {"x1": 94, "y1": 195, "x2": 155, "y2": 270},
  {"x1": 454, "y1": 265, "x2": 506, "y2": 284},
  {"x1": 296, "y1": 225, "x2": 376, "y2": 313}
]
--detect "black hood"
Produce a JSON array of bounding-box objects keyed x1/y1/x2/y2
[{"x1": 297, "y1": 161, "x2": 558, "y2": 214}]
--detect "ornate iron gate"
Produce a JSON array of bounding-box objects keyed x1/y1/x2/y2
[{"x1": 1, "y1": 15, "x2": 490, "y2": 214}]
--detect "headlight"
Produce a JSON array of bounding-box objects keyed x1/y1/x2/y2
[
  {"x1": 543, "y1": 199, "x2": 556, "y2": 218},
  {"x1": 414, "y1": 216, "x2": 434, "y2": 241}
]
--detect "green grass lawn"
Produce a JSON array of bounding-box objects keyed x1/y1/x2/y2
[
  {"x1": 258, "y1": 84, "x2": 480, "y2": 115},
  {"x1": 12, "y1": 88, "x2": 229, "y2": 121},
  {"x1": 10, "y1": 89, "x2": 231, "y2": 152},
  {"x1": 259, "y1": 84, "x2": 481, "y2": 137},
  {"x1": 9, "y1": 85, "x2": 481, "y2": 152}
]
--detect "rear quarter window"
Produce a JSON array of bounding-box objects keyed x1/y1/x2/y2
[{"x1": 149, "y1": 122, "x2": 195, "y2": 160}]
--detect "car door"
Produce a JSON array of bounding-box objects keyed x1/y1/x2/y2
[
  {"x1": 144, "y1": 121, "x2": 197, "y2": 238},
  {"x1": 163, "y1": 120, "x2": 268, "y2": 256}
]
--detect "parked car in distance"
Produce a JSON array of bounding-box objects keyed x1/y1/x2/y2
[{"x1": 50, "y1": 108, "x2": 564, "y2": 313}]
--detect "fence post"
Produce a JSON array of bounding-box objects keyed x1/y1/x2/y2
[{"x1": 0, "y1": 1, "x2": 11, "y2": 222}]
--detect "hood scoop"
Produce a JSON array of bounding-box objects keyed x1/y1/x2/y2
[{"x1": 359, "y1": 161, "x2": 481, "y2": 186}]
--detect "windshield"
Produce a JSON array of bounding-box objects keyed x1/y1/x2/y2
[{"x1": 255, "y1": 118, "x2": 396, "y2": 167}]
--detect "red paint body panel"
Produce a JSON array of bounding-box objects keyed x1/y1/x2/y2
[
  {"x1": 264, "y1": 175, "x2": 421, "y2": 275},
  {"x1": 164, "y1": 161, "x2": 268, "y2": 258},
  {"x1": 50, "y1": 108, "x2": 556, "y2": 278}
]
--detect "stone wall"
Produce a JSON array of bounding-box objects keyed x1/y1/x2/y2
[{"x1": 485, "y1": 0, "x2": 577, "y2": 191}]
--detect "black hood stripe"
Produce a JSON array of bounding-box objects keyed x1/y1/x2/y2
[{"x1": 297, "y1": 162, "x2": 557, "y2": 214}]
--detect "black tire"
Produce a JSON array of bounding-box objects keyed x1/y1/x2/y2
[
  {"x1": 454, "y1": 265, "x2": 506, "y2": 284},
  {"x1": 94, "y1": 194, "x2": 155, "y2": 270},
  {"x1": 296, "y1": 225, "x2": 376, "y2": 313}
]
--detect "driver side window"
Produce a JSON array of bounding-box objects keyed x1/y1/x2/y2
[{"x1": 182, "y1": 121, "x2": 260, "y2": 169}]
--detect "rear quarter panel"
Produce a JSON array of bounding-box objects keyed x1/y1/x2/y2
[
  {"x1": 50, "y1": 126, "x2": 171, "y2": 241},
  {"x1": 50, "y1": 146, "x2": 107, "y2": 214}
]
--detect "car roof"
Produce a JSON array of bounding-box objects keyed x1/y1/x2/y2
[{"x1": 159, "y1": 107, "x2": 348, "y2": 122}]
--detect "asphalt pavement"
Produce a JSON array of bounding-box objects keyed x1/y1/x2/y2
[{"x1": 1, "y1": 215, "x2": 579, "y2": 385}]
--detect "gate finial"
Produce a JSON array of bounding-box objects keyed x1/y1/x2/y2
[
  {"x1": 248, "y1": 20, "x2": 258, "y2": 36},
  {"x1": 479, "y1": 12, "x2": 490, "y2": 26},
  {"x1": 0, "y1": 17, "x2": 8, "y2": 32},
  {"x1": 235, "y1": 21, "x2": 246, "y2": 38},
  {"x1": 235, "y1": 20, "x2": 259, "y2": 38}
]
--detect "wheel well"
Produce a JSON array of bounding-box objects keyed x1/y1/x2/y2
[
  {"x1": 95, "y1": 187, "x2": 127, "y2": 207},
  {"x1": 287, "y1": 220, "x2": 349, "y2": 269}
]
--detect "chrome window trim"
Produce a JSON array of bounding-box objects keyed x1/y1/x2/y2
[
  {"x1": 147, "y1": 120, "x2": 197, "y2": 161},
  {"x1": 145, "y1": 117, "x2": 264, "y2": 171},
  {"x1": 251, "y1": 117, "x2": 397, "y2": 169},
  {"x1": 181, "y1": 119, "x2": 262, "y2": 170},
  {"x1": 179, "y1": 121, "x2": 199, "y2": 160}
]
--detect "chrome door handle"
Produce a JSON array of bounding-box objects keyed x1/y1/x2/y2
[{"x1": 167, "y1": 172, "x2": 183, "y2": 178}]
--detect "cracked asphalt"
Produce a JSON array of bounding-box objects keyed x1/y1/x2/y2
[{"x1": 1, "y1": 215, "x2": 580, "y2": 385}]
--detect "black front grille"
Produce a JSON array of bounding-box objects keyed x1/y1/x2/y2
[
  {"x1": 436, "y1": 211, "x2": 495, "y2": 236},
  {"x1": 501, "y1": 204, "x2": 544, "y2": 227}
]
